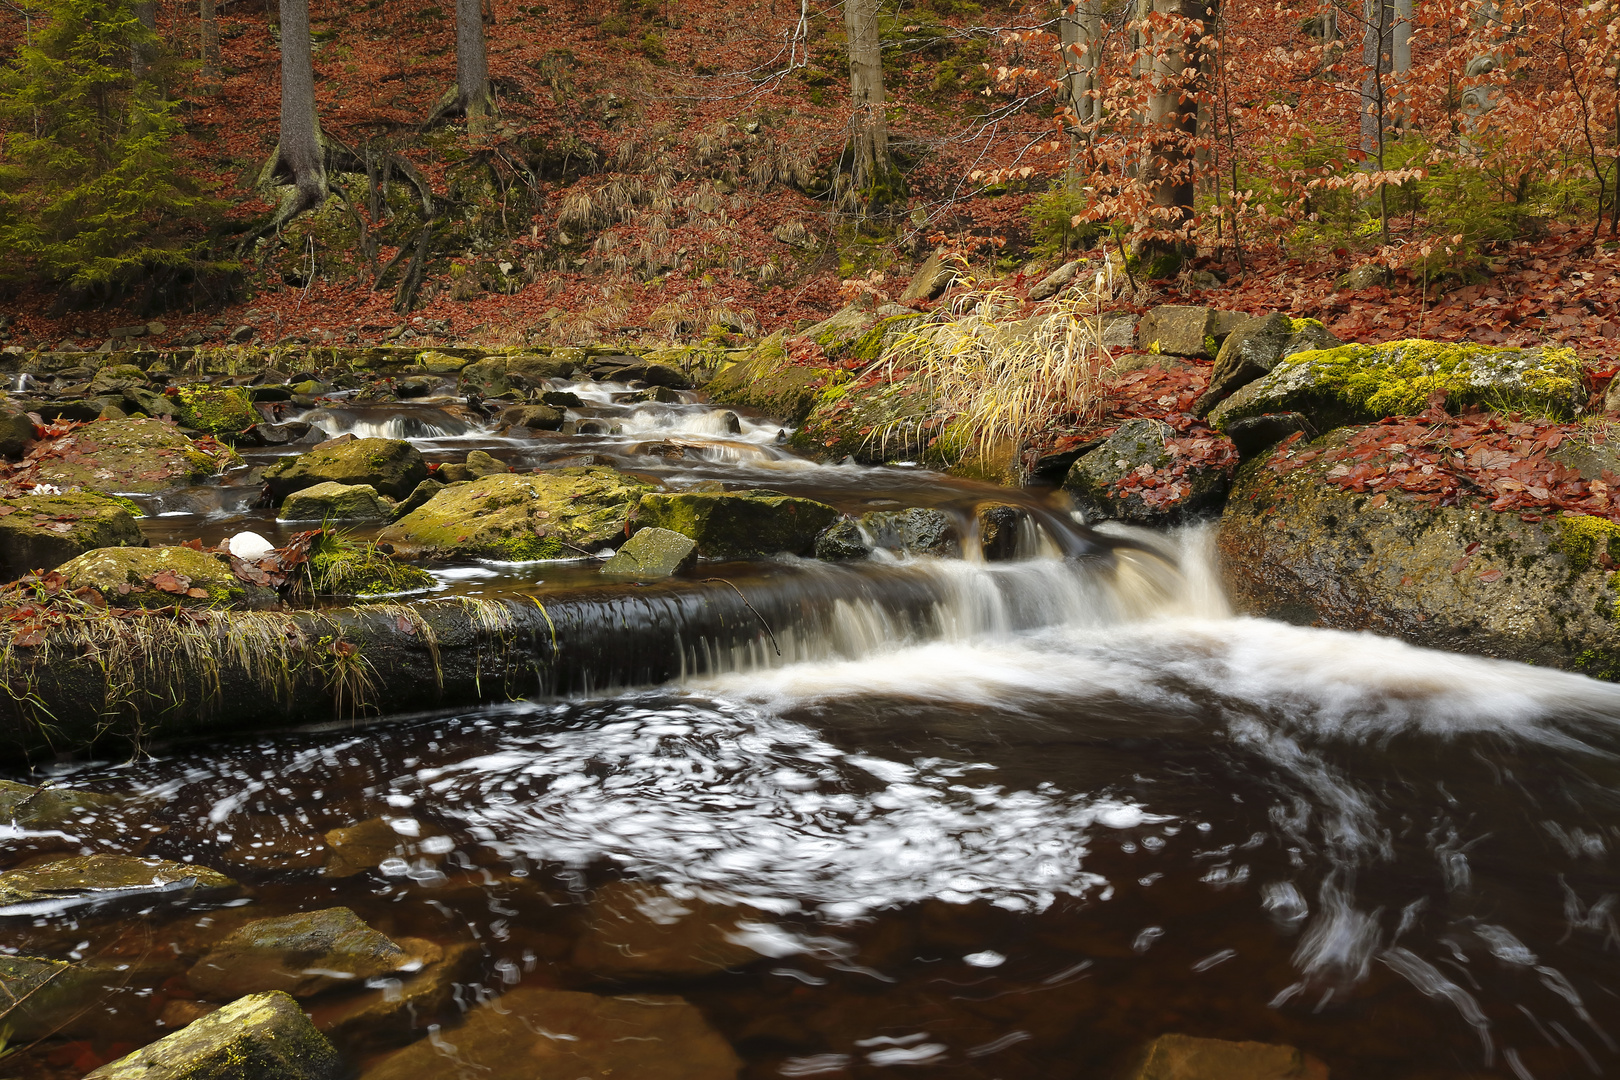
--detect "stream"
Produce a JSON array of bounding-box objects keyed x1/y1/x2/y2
[{"x1": 5, "y1": 377, "x2": 1620, "y2": 1079}]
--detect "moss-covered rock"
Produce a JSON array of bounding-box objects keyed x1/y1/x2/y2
[
  {"x1": 29, "y1": 417, "x2": 241, "y2": 493},
  {"x1": 417, "y1": 349, "x2": 475, "y2": 373},
  {"x1": 792, "y1": 367, "x2": 941, "y2": 464},
  {"x1": 306, "y1": 537, "x2": 434, "y2": 596},
  {"x1": 459, "y1": 355, "x2": 510, "y2": 397},
  {"x1": 1209, "y1": 339, "x2": 1585, "y2": 433},
  {"x1": 0, "y1": 398, "x2": 35, "y2": 458},
  {"x1": 0, "y1": 853, "x2": 236, "y2": 908},
  {"x1": 1218, "y1": 428, "x2": 1620, "y2": 675},
  {"x1": 0, "y1": 491, "x2": 146, "y2": 578},
  {"x1": 263, "y1": 438, "x2": 428, "y2": 502},
  {"x1": 1195, "y1": 314, "x2": 1341, "y2": 415},
  {"x1": 278, "y1": 481, "x2": 391, "y2": 523},
  {"x1": 84, "y1": 990, "x2": 345, "y2": 1080},
  {"x1": 56, "y1": 545, "x2": 279, "y2": 608},
  {"x1": 188, "y1": 907, "x2": 429, "y2": 999},
  {"x1": 0, "y1": 778, "x2": 122, "y2": 827},
  {"x1": 172, "y1": 385, "x2": 260, "y2": 436},
  {"x1": 705, "y1": 335, "x2": 845, "y2": 424},
  {"x1": 379, "y1": 469, "x2": 654, "y2": 561},
  {"x1": 633, "y1": 491, "x2": 839, "y2": 559},
  {"x1": 600, "y1": 525, "x2": 697, "y2": 578},
  {"x1": 1065, "y1": 419, "x2": 1234, "y2": 525}
]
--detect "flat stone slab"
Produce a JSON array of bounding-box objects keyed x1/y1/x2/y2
[{"x1": 0, "y1": 854, "x2": 235, "y2": 915}]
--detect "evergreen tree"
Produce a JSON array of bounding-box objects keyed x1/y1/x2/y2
[{"x1": 0, "y1": 0, "x2": 223, "y2": 296}]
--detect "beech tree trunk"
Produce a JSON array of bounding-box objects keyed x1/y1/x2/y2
[
  {"x1": 843, "y1": 0, "x2": 899, "y2": 204},
  {"x1": 1143, "y1": 0, "x2": 1208, "y2": 246},
  {"x1": 1058, "y1": 0, "x2": 1102, "y2": 131},
  {"x1": 200, "y1": 0, "x2": 219, "y2": 80},
  {"x1": 1359, "y1": 0, "x2": 1393, "y2": 161},
  {"x1": 271, "y1": 0, "x2": 327, "y2": 218},
  {"x1": 455, "y1": 0, "x2": 494, "y2": 134}
]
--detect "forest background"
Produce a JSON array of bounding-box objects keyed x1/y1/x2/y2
[{"x1": 0, "y1": 0, "x2": 1615, "y2": 358}]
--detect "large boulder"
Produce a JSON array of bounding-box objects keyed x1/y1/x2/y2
[
  {"x1": 0, "y1": 397, "x2": 35, "y2": 457},
  {"x1": 1209, "y1": 340, "x2": 1585, "y2": 434},
  {"x1": 458, "y1": 355, "x2": 510, "y2": 397},
  {"x1": 27, "y1": 417, "x2": 241, "y2": 493},
  {"x1": 85, "y1": 990, "x2": 346, "y2": 1080},
  {"x1": 600, "y1": 525, "x2": 698, "y2": 578},
  {"x1": 311, "y1": 940, "x2": 480, "y2": 1051},
  {"x1": 1064, "y1": 419, "x2": 1236, "y2": 525},
  {"x1": 0, "y1": 491, "x2": 145, "y2": 579},
  {"x1": 360, "y1": 986, "x2": 742, "y2": 1080},
  {"x1": 1119, "y1": 1034, "x2": 1328, "y2": 1080},
  {"x1": 706, "y1": 336, "x2": 846, "y2": 424},
  {"x1": 1194, "y1": 314, "x2": 1341, "y2": 415},
  {"x1": 262, "y1": 438, "x2": 428, "y2": 503},
  {"x1": 633, "y1": 491, "x2": 840, "y2": 559},
  {"x1": 379, "y1": 468, "x2": 654, "y2": 561},
  {"x1": 1137, "y1": 305, "x2": 1246, "y2": 359},
  {"x1": 172, "y1": 385, "x2": 260, "y2": 436},
  {"x1": 278, "y1": 481, "x2": 391, "y2": 523},
  {"x1": 0, "y1": 853, "x2": 235, "y2": 910},
  {"x1": 188, "y1": 907, "x2": 434, "y2": 999},
  {"x1": 56, "y1": 544, "x2": 279, "y2": 608},
  {"x1": 1219, "y1": 429, "x2": 1620, "y2": 675}
]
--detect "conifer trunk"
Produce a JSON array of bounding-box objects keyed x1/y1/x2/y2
[
  {"x1": 455, "y1": 0, "x2": 493, "y2": 134},
  {"x1": 272, "y1": 0, "x2": 327, "y2": 217},
  {"x1": 200, "y1": 0, "x2": 219, "y2": 80},
  {"x1": 843, "y1": 0, "x2": 899, "y2": 205},
  {"x1": 132, "y1": 0, "x2": 157, "y2": 81}
]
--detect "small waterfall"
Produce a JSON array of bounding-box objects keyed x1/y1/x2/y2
[{"x1": 298, "y1": 406, "x2": 477, "y2": 440}]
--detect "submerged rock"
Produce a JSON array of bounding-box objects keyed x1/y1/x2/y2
[
  {"x1": 321, "y1": 818, "x2": 407, "y2": 878},
  {"x1": 0, "y1": 491, "x2": 146, "y2": 579},
  {"x1": 572, "y1": 881, "x2": 767, "y2": 979},
  {"x1": 188, "y1": 906, "x2": 432, "y2": 999},
  {"x1": 1219, "y1": 429, "x2": 1620, "y2": 675},
  {"x1": 1065, "y1": 419, "x2": 1233, "y2": 525},
  {"x1": 28, "y1": 417, "x2": 240, "y2": 494},
  {"x1": 1194, "y1": 314, "x2": 1341, "y2": 415},
  {"x1": 1209, "y1": 339, "x2": 1584, "y2": 433},
  {"x1": 56, "y1": 544, "x2": 279, "y2": 608},
  {"x1": 602, "y1": 526, "x2": 698, "y2": 578},
  {"x1": 1120, "y1": 1033, "x2": 1329, "y2": 1080},
  {"x1": 277, "y1": 481, "x2": 392, "y2": 523},
  {"x1": 85, "y1": 990, "x2": 345, "y2": 1080},
  {"x1": 361, "y1": 986, "x2": 742, "y2": 1080},
  {"x1": 0, "y1": 778, "x2": 122, "y2": 828},
  {"x1": 0, "y1": 853, "x2": 235, "y2": 911},
  {"x1": 310, "y1": 940, "x2": 480, "y2": 1051},
  {"x1": 263, "y1": 438, "x2": 428, "y2": 503},
  {"x1": 380, "y1": 468, "x2": 654, "y2": 561},
  {"x1": 861, "y1": 507, "x2": 958, "y2": 557},
  {"x1": 633, "y1": 491, "x2": 840, "y2": 559}
]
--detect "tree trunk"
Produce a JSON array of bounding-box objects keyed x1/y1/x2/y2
[
  {"x1": 1058, "y1": 0, "x2": 1102, "y2": 131},
  {"x1": 1142, "y1": 0, "x2": 1207, "y2": 256},
  {"x1": 200, "y1": 0, "x2": 219, "y2": 80},
  {"x1": 455, "y1": 0, "x2": 493, "y2": 134},
  {"x1": 268, "y1": 0, "x2": 327, "y2": 219},
  {"x1": 1359, "y1": 0, "x2": 1393, "y2": 161},
  {"x1": 132, "y1": 0, "x2": 157, "y2": 81},
  {"x1": 843, "y1": 0, "x2": 901, "y2": 205}
]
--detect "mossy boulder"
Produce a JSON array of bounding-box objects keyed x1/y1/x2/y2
[
  {"x1": 417, "y1": 349, "x2": 475, "y2": 373},
  {"x1": 499, "y1": 403, "x2": 566, "y2": 431},
  {"x1": 1194, "y1": 314, "x2": 1341, "y2": 415},
  {"x1": 278, "y1": 481, "x2": 391, "y2": 523},
  {"x1": 459, "y1": 355, "x2": 510, "y2": 397},
  {"x1": 506, "y1": 352, "x2": 578, "y2": 383},
  {"x1": 792, "y1": 367, "x2": 941, "y2": 464},
  {"x1": 1218, "y1": 428, "x2": 1620, "y2": 675},
  {"x1": 0, "y1": 491, "x2": 146, "y2": 579},
  {"x1": 706, "y1": 335, "x2": 846, "y2": 424},
  {"x1": 29, "y1": 417, "x2": 241, "y2": 493},
  {"x1": 307, "y1": 538, "x2": 434, "y2": 597},
  {"x1": 0, "y1": 398, "x2": 35, "y2": 458},
  {"x1": 262, "y1": 438, "x2": 428, "y2": 503},
  {"x1": 85, "y1": 990, "x2": 345, "y2": 1080},
  {"x1": 600, "y1": 525, "x2": 697, "y2": 578},
  {"x1": 1064, "y1": 419, "x2": 1233, "y2": 525},
  {"x1": 0, "y1": 955, "x2": 131, "y2": 1040},
  {"x1": 633, "y1": 491, "x2": 840, "y2": 559},
  {"x1": 379, "y1": 469, "x2": 654, "y2": 561},
  {"x1": 0, "y1": 853, "x2": 236, "y2": 909},
  {"x1": 0, "y1": 778, "x2": 122, "y2": 827},
  {"x1": 1209, "y1": 339, "x2": 1585, "y2": 433},
  {"x1": 56, "y1": 545, "x2": 279, "y2": 608},
  {"x1": 188, "y1": 907, "x2": 431, "y2": 999},
  {"x1": 172, "y1": 385, "x2": 261, "y2": 436}
]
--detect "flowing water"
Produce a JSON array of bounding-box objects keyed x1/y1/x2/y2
[{"x1": 5, "y1": 380, "x2": 1620, "y2": 1078}]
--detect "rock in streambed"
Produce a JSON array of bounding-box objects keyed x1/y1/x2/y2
[{"x1": 86, "y1": 990, "x2": 346, "y2": 1080}]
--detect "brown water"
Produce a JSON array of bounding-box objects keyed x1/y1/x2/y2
[{"x1": 4, "y1": 387, "x2": 1620, "y2": 1079}]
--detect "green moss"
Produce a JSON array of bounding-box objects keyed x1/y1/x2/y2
[
  {"x1": 307, "y1": 535, "x2": 434, "y2": 597},
  {"x1": 1574, "y1": 647, "x2": 1620, "y2": 681},
  {"x1": 1290, "y1": 317, "x2": 1326, "y2": 333},
  {"x1": 173, "y1": 385, "x2": 259, "y2": 436},
  {"x1": 1556, "y1": 514, "x2": 1620, "y2": 572}
]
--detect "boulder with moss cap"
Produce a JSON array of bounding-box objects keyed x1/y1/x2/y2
[
  {"x1": 171, "y1": 384, "x2": 260, "y2": 436},
  {"x1": 0, "y1": 491, "x2": 146, "y2": 578},
  {"x1": 263, "y1": 437, "x2": 428, "y2": 502},
  {"x1": 0, "y1": 853, "x2": 236, "y2": 909},
  {"x1": 84, "y1": 990, "x2": 345, "y2": 1080},
  {"x1": 278, "y1": 481, "x2": 391, "y2": 523},
  {"x1": 633, "y1": 491, "x2": 840, "y2": 559},
  {"x1": 28, "y1": 417, "x2": 240, "y2": 493},
  {"x1": 379, "y1": 468, "x2": 654, "y2": 561},
  {"x1": 1194, "y1": 314, "x2": 1342, "y2": 415},
  {"x1": 56, "y1": 544, "x2": 280, "y2": 608},
  {"x1": 706, "y1": 334, "x2": 846, "y2": 424},
  {"x1": 1209, "y1": 340, "x2": 1585, "y2": 434}
]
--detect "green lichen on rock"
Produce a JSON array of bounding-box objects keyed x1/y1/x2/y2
[
  {"x1": 379, "y1": 468, "x2": 654, "y2": 561},
  {"x1": 792, "y1": 366, "x2": 941, "y2": 464},
  {"x1": 84, "y1": 990, "x2": 344, "y2": 1080},
  {"x1": 1555, "y1": 514, "x2": 1620, "y2": 572},
  {"x1": 172, "y1": 385, "x2": 260, "y2": 436},
  {"x1": 706, "y1": 335, "x2": 846, "y2": 424},
  {"x1": 306, "y1": 534, "x2": 433, "y2": 597},
  {"x1": 263, "y1": 438, "x2": 428, "y2": 502},
  {"x1": 0, "y1": 853, "x2": 236, "y2": 907},
  {"x1": 1210, "y1": 339, "x2": 1585, "y2": 433},
  {"x1": 1064, "y1": 419, "x2": 1233, "y2": 525},
  {"x1": 188, "y1": 906, "x2": 421, "y2": 999},
  {"x1": 55, "y1": 544, "x2": 279, "y2": 608},
  {"x1": 633, "y1": 491, "x2": 840, "y2": 559},
  {"x1": 0, "y1": 491, "x2": 146, "y2": 578},
  {"x1": 277, "y1": 481, "x2": 391, "y2": 523},
  {"x1": 601, "y1": 526, "x2": 698, "y2": 578},
  {"x1": 30, "y1": 417, "x2": 241, "y2": 493}
]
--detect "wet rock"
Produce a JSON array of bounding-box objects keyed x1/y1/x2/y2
[
  {"x1": 1028, "y1": 260, "x2": 1083, "y2": 301},
  {"x1": 815, "y1": 517, "x2": 872, "y2": 561},
  {"x1": 85, "y1": 990, "x2": 345, "y2": 1080},
  {"x1": 626, "y1": 385, "x2": 683, "y2": 404},
  {"x1": 706, "y1": 336, "x2": 844, "y2": 425},
  {"x1": 56, "y1": 545, "x2": 279, "y2": 608},
  {"x1": 307, "y1": 538, "x2": 433, "y2": 597},
  {"x1": 390, "y1": 478, "x2": 443, "y2": 520},
  {"x1": 1222, "y1": 412, "x2": 1317, "y2": 458},
  {"x1": 29, "y1": 417, "x2": 241, "y2": 493},
  {"x1": 322, "y1": 818, "x2": 408, "y2": 878},
  {"x1": 976, "y1": 502, "x2": 1030, "y2": 561},
  {"x1": 633, "y1": 491, "x2": 840, "y2": 559},
  {"x1": 1120, "y1": 1033, "x2": 1329, "y2": 1080},
  {"x1": 159, "y1": 998, "x2": 221, "y2": 1028},
  {"x1": 417, "y1": 350, "x2": 474, "y2": 373},
  {"x1": 861, "y1": 507, "x2": 957, "y2": 557},
  {"x1": 0, "y1": 778, "x2": 122, "y2": 828},
  {"x1": 499, "y1": 403, "x2": 565, "y2": 430},
  {"x1": 188, "y1": 906, "x2": 431, "y2": 999},
  {"x1": 1137, "y1": 305, "x2": 1227, "y2": 359},
  {"x1": 1219, "y1": 428, "x2": 1620, "y2": 675},
  {"x1": 573, "y1": 881, "x2": 767, "y2": 979},
  {"x1": 1209, "y1": 340, "x2": 1584, "y2": 434},
  {"x1": 464, "y1": 449, "x2": 510, "y2": 477},
  {"x1": 361, "y1": 985, "x2": 742, "y2": 1080},
  {"x1": 716, "y1": 409, "x2": 743, "y2": 434},
  {"x1": 1194, "y1": 314, "x2": 1341, "y2": 415},
  {"x1": 792, "y1": 366, "x2": 939, "y2": 464},
  {"x1": 172, "y1": 385, "x2": 260, "y2": 436},
  {"x1": 539, "y1": 390, "x2": 583, "y2": 407},
  {"x1": 263, "y1": 437, "x2": 428, "y2": 503},
  {"x1": 0, "y1": 491, "x2": 146, "y2": 579},
  {"x1": 592, "y1": 360, "x2": 692, "y2": 389},
  {"x1": 506, "y1": 353, "x2": 578, "y2": 383},
  {"x1": 0, "y1": 853, "x2": 235, "y2": 911},
  {"x1": 247, "y1": 420, "x2": 317, "y2": 446},
  {"x1": 458, "y1": 356, "x2": 510, "y2": 397},
  {"x1": 900, "y1": 252, "x2": 957, "y2": 302},
  {"x1": 380, "y1": 469, "x2": 654, "y2": 561},
  {"x1": 310, "y1": 940, "x2": 480, "y2": 1051},
  {"x1": 434, "y1": 462, "x2": 472, "y2": 483},
  {"x1": 215, "y1": 815, "x2": 330, "y2": 871},
  {"x1": 278, "y1": 481, "x2": 391, "y2": 523},
  {"x1": 1065, "y1": 420, "x2": 1233, "y2": 525},
  {"x1": 0, "y1": 398, "x2": 34, "y2": 458},
  {"x1": 602, "y1": 526, "x2": 698, "y2": 578}
]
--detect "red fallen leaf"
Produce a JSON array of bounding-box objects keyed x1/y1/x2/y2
[
  {"x1": 182, "y1": 538, "x2": 204, "y2": 551},
  {"x1": 186, "y1": 588, "x2": 209, "y2": 599},
  {"x1": 14, "y1": 628, "x2": 45, "y2": 648},
  {"x1": 1478, "y1": 569, "x2": 1503, "y2": 583},
  {"x1": 150, "y1": 570, "x2": 190, "y2": 595},
  {"x1": 396, "y1": 615, "x2": 416, "y2": 634},
  {"x1": 1449, "y1": 555, "x2": 1472, "y2": 574},
  {"x1": 116, "y1": 582, "x2": 132, "y2": 595}
]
